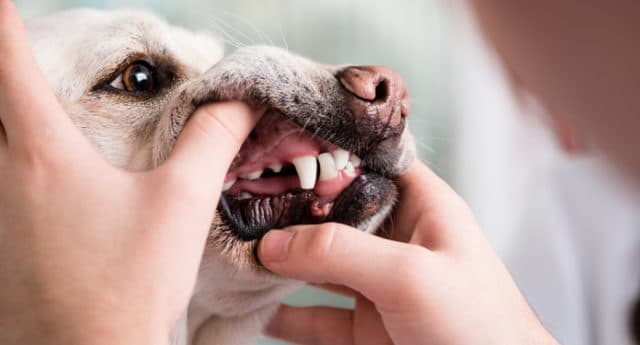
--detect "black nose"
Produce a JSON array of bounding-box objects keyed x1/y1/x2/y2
[{"x1": 337, "y1": 65, "x2": 410, "y2": 138}]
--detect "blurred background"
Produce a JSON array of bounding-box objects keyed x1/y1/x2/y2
[{"x1": 15, "y1": 1, "x2": 640, "y2": 345}]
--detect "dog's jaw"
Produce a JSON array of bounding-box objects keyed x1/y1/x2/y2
[{"x1": 27, "y1": 9, "x2": 414, "y2": 345}]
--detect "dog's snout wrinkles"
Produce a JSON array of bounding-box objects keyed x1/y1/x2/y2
[{"x1": 338, "y1": 66, "x2": 410, "y2": 138}]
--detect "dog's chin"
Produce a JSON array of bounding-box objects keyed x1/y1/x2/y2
[
  {"x1": 215, "y1": 110, "x2": 398, "y2": 243},
  {"x1": 206, "y1": 174, "x2": 395, "y2": 281}
]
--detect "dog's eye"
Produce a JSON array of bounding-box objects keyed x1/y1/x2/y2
[{"x1": 110, "y1": 61, "x2": 156, "y2": 93}]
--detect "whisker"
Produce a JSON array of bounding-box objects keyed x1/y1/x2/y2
[
  {"x1": 207, "y1": 13, "x2": 253, "y2": 48},
  {"x1": 219, "y1": 10, "x2": 274, "y2": 47},
  {"x1": 413, "y1": 137, "x2": 436, "y2": 153},
  {"x1": 204, "y1": 15, "x2": 246, "y2": 49},
  {"x1": 276, "y1": 20, "x2": 289, "y2": 52},
  {"x1": 384, "y1": 212, "x2": 395, "y2": 239},
  {"x1": 301, "y1": 116, "x2": 313, "y2": 133}
]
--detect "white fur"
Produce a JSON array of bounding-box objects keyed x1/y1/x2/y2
[
  {"x1": 26, "y1": 10, "x2": 294, "y2": 345},
  {"x1": 25, "y1": 9, "x2": 410, "y2": 345}
]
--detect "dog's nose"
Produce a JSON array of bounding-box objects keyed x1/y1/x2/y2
[{"x1": 337, "y1": 66, "x2": 410, "y2": 135}]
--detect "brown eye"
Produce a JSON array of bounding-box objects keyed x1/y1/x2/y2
[{"x1": 121, "y1": 62, "x2": 155, "y2": 92}]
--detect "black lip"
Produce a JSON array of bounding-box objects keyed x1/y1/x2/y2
[
  {"x1": 219, "y1": 190, "x2": 324, "y2": 241},
  {"x1": 218, "y1": 173, "x2": 397, "y2": 241}
]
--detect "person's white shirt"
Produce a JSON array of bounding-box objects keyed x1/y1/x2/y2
[{"x1": 450, "y1": 3, "x2": 640, "y2": 344}]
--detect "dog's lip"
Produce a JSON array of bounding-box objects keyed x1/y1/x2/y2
[
  {"x1": 218, "y1": 110, "x2": 388, "y2": 241},
  {"x1": 224, "y1": 110, "x2": 343, "y2": 183},
  {"x1": 218, "y1": 172, "x2": 379, "y2": 241},
  {"x1": 224, "y1": 168, "x2": 361, "y2": 197},
  {"x1": 219, "y1": 167, "x2": 365, "y2": 241},
  {"x1": 219, "y1": 190, "x2": 330, "y2": 241}
]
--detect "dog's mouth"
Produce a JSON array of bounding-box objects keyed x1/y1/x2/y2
[{"x1": 219, "y1": 110, "x2": 382, "y2": 241}]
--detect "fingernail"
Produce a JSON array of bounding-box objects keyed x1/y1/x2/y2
[{"x1": 259, "y1": 230, "x2": 294, "y2": 263}]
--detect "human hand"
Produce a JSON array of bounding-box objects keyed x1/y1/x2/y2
[
  {"x1": 0, "y1": 3, "x2": 263, "y2": 345},
  {"x1": 258, "y1": 161, "x2": 559, "y2": 345}
]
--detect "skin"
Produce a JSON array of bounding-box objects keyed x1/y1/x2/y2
[
  {"x1": 3, "y1": 1, "x2": 640, "y2": 345},
  {"x1": 259, "y1": 1, "x2": 640, "y2": 345},
  {"x1": 0, "y1": 2, "x2": 264, "y2": 344},
  {"x1": 259, "y1": 161, "x2": 558, "y2": 345}
]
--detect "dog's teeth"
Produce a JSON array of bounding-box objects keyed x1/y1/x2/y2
[
  {"x1": 238, "y1": 192, "x2": 253, "y2": 200},
  {"x1": 269, "y1": 163, "x2": 283, "y2": 173},
  {"x1": 332, "y1": 149, "x2": 349, "y2": 170},
  {"x1": 291, "y1": 155, "x2": 317, "y2": 190},
  {"x1": 349, "y1": 154, "x2": 362, "y2": 168},
  {"x1": 240, "y1": 170, "x2": 262, "y2": 180},
  {"x1": 344, "y1": 161, "x2": 356, "y2": 176},
  {"x1": 318, "y1": 153, "x2": 338, "y2": 181},
  {"x1": 222, "y1": 179, "x2": 236, "y2": 192}
]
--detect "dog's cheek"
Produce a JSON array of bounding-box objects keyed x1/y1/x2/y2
[
  {"x1": 202, "y1": 212, "x2": 260, "y2": 267},
  {"x1": 362, "y1": 129, "x2": 417, "y2": 178},
  {"x1": 395, "y1": 129, "x2": 418, "y2": 174}
]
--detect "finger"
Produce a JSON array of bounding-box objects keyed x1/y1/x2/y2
[
  {"x1": 144, "y1": 102, "x2": 263, "y2": 287},
  {"x1": 0, "y1": 121, "x2": 6, "y2": 161},
  {"x1": 0, "y1": 121, "x2": 6, "y2": 145},
  {"x1": 310, "y1": 283, "x2": 358, "y2": 298},
  {"x1": 386, "y1": 160, "x2": 478, "y2": 248},
  {"x1": 258, "y1": 224, "x2": 434, "y2": 308},
  {"x1": 352, "y1": 295, "x2": 394, "y2": 345},
  {"x1": 159, "y1": 101, "x2": 265, "y2": 197},
  {"x1": 266, "y1": 305, "x2": 354, "y2": 345},
  {"x1": 0, "y1": 1, "x2": 80, "y2": 149}
]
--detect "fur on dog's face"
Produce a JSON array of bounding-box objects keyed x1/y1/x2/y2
[{"x1": 27, "y1": 8, "x2": 414, "y2": 324}]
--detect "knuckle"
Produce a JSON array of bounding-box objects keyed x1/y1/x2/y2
[
  {"x1": 393, "y1": 244, "x2": 432, "y2": 288},
  {"x1": 303, "y1": 222, "x2": 343, "y2": 264},
  {"x1": 196, "y1": 105, "x2": 243, "y2": 145},
  {"x1": 188, "y1": 109, "x2": 216, "y2": 143}
]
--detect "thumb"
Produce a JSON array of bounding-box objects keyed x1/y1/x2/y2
[
  {"x1": 258, "y1": 223, "x2": 435, "y2": 307},
  {"x1": 161, "y1": 101, "x2": 265, "y2": 191}
]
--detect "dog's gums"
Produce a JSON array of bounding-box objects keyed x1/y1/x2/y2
[
  {"x1": 27, "y1": 9, "x2": 414, "y2": 344},
  {"x1": 219, "y1": 111, "x2": 374, "y2": 240}
]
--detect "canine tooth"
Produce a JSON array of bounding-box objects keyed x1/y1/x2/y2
[
  {"x1": 291, "y1": 155, "x2": 317, "y2": 190},
  {"x1": 332, "y1": 149, "x2": 349, "y2": 170},
  {"x1": 240, "y1": 170, "x2": 262, "y2": 180},
  {"x1": 238, "y1": 192, "x2": 253, "y2": 200},
  {"x1": 349, "y1": 154, "x2": 362, "y2": 168},
  {"x1": 344, "y1": 161, "x2": 356, "y2": 176},
  {"x1": 317, "y1": 153, "x2": 338, "y2": 181},
  {"x1": 222, "y1": 179, "x2": 236, "y2": 192},
  {"x1": 269, "y1": 163, "x2": 283, "y2": 173}
]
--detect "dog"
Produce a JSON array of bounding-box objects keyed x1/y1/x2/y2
[{"x1": 26, "y1": 8, "x2": 415, "y2": 345}]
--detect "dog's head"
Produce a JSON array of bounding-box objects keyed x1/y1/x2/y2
[{"x1": 27, "y1": 8, "x2": 415, "y2": 316}]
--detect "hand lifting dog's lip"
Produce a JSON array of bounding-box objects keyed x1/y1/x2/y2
[
  {"x1": 218, "y1": 104, "x2": 408, "y2": 241},
  {"x1": 26, "y1": 8, "x2": 415, "y2": 345},
  {"x1": 149, "y1": 46, "x2": 415, "y2": 245}
]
